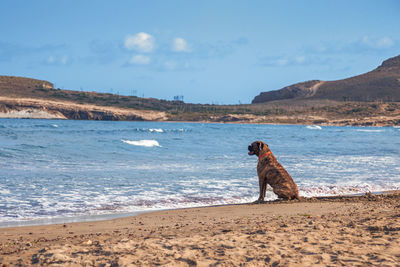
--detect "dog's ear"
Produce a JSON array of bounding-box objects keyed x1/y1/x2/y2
[{"x1": 258, "y1": 142, "x2": 264, "y2": 151}]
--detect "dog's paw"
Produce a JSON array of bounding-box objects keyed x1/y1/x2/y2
[{"x1": 253, "y1": 199, "x2": 264, "y2": 204}]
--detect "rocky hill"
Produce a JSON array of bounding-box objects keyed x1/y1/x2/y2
[
  {"x1": 1, "y1": 74, "x2": 400, "y2": 126},
  {"x1": 0, "y1": 76, "x2": 54, "y2": 95},
  {"x1": 252, "y1": 54, "x2": 400, "y2": 103}
]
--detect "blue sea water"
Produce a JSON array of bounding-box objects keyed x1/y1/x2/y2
[{"x1": 0, "y1": 119, "x2": 400, "y2": 226}]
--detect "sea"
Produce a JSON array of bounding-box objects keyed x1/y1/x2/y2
[{"x1": 1, "y1": 119, "x2": 400, "y2": 227}]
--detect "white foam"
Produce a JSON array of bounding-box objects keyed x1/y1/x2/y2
[
  {"x1": 121, "y1": 139, "x2": 161, "y2": 147},
  {"x1": 0, "y1": 189, "x2": 11, "y2": 194},
  {"x1": 149, "y1": 128, "x2": 164, "y2": 133},
  {"x1": 306, "y1": 125, "x2": 322, "y2": 130},
  {"x1": 356, "y1": 129, "x2": 384, "y2": 132},
  {"x1": 52, "y1": 124, "x2": 58, "y2": 128},
  {"x1": 299, "y1": 184, "x2": 400, "y2": 198}
]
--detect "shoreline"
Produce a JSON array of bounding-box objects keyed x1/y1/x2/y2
[
  {"x1": 1, "y1": 116, "x2": 400, "y2": 127},
  {"x1": 0, "y1": 211, "x2": 148, "y2": 229},
  {"x1": 1, "y1": 190, "x2": 397, "y2": 230},
  {"x1": 1, "y1": 191, "x2": 400, "y2": 265}
]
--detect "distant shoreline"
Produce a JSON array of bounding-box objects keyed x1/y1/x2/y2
[
  {"x1": 1, "y1": 114, "x2": 399, "y2": 127},
  {"x1": 1, "y1": 107, "x2": 399, "y2": 127}
]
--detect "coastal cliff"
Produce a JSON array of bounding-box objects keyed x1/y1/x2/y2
[
  {"x1": 0, "y1": 97, "x2": 167, "y2": 121},
  {"x1": 1, "y1": 95, "x2": 399, "y2": 126}
]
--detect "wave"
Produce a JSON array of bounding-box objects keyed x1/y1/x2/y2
[
  {"x1": 149, "y1": 128, "x2": 163, "y2": 133},
  {"x1": 129, "y1": 128, "x2": 189, "y2": 133},
  {"x1": 306, "y1": 125, "x2": 322, "y2": 130},
  {"x1": 2, "y1": 181, "x2": 400, "y2": 225},
  {"x1": 19, "y1": 144, "x2": 46, "y2": 149},
  {"x1": 356, "y1": 129, "x2": 384, "y2": 133},
  {"x1": 299, "y1": 184, "x2": 400, "y2": 197},
  {"x1": 121, "y1": 139, "x2": 161, "y2": 147},
  {"x1": 33, "y1": 124, "x2": 59, "y2": 129}
]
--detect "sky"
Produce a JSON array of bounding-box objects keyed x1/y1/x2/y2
[{"x1": 1, "y1": 0, "x2": 400, "y2": 104}]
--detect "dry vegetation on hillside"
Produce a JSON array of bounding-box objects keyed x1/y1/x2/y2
[
  {"x1": 1, "y1": 75, "x2": 400, "y2": 125},
  {"x1": 253, "y1": 55, "x2": 400, "y2": 103}
]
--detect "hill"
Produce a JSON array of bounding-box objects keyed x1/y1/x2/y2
[
  {"x1": 0, "y1": 76, "x2": 54, "y2": 95},
  {"x1": 0, "y1": 75, "x2": 195, "y2": 112},
  {"x1": 1, "y1": 73, "x2": 400, "y2": 126},
  {"x1": 0, "y1": 75, "x2": 247, "y2": 121},
  {"x1": 252, "y1": 54, "x2": 400, "y2": 103}
]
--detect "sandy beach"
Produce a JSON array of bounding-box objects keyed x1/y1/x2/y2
[{"x1": 0, "y1": 192, "x2": 399, "y2": 266}]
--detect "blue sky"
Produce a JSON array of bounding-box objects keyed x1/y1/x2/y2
[{"x1": 1, "y1": 0, "x2": 400, "y2": 104}]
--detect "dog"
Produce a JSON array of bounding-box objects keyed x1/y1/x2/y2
[{"x1": 248, "y1": 141, "x2": 299, "y2": 202}]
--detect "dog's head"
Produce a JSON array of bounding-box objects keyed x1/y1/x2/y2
[{"x1": 248, "y1": 141, "x2": 269, "y2": 156}]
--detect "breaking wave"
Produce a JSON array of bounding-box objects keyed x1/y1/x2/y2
[
  {"x1": 128, "y1": 128, "x2": 189, "y2": 133},
  {"x1": 299, "y1": 184, "x2": 400, "y2": 198},
  {"x1": 306, "y1": 125, "x2": 322, "y2": 130},
  {"x1": 121, "y1": 139, "x2": 161, "y2": 147},
  {"x1": 149, "y1": 128, "x2": 164, "y2": 133}
]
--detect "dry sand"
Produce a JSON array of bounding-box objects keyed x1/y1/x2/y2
[{"x1": 1, "y1": 192, "x2": 400, "y2": 266}]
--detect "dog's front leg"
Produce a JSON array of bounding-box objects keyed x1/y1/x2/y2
[
  {"x1": 254, "y1": 177, "x2": 265, "y2": 203},
  {"x1": 262, "y1": 180, "x2": 268, "y2": 199}
]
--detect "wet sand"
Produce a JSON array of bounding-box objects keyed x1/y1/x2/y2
[{"x1": 1, "y1": 192, "x2": 400, "y2": 266}]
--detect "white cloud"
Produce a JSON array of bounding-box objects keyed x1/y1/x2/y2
[
  {"x1": 60, "y1": 55, "x2": 68, "y2": 65},
  {"x1": 164, "y1": 61, "x2": 177, "y2": 70},
  {"x1": 295, "y1": 56, "x2": 306, "y2": 64},
  {"x1": 159, "y1": 60, "x2": 198, "y2": 72},
  {"x1": 124, "y1": 32, "x2": 155, "y2": 53},
  {"x1": 46, "y1": 55, "x2": 69, "y2": 65},
  {"x1": 129, "y1": 55, "x2": 151, "y2": 65},
  {"x1": 276, "y1": 58, "x2": 288, "y2": 66},
  {"x1": 172, "y1": 37, "x2": 190, "y2": 52},
  {"x1": 361, "y1": 36, "x2": 394, "y2": 49},
  {"x1": 376, "y1": 37, "x2": 394, "y2": 48},
  {"x1": 260, "y1": 55, "x2": 318, "y2": 67},
  {"x1": 47, "y1": 56, "x2": 55, "y2": 64}
]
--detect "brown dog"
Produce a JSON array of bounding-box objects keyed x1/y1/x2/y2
[{"x1": 248, "y1": 141, "x2": 299, "y2": 202}]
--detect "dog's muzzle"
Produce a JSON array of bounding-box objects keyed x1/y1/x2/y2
[{"x1": 248, "y1": 145, "x2": 255, "y2": 155}]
